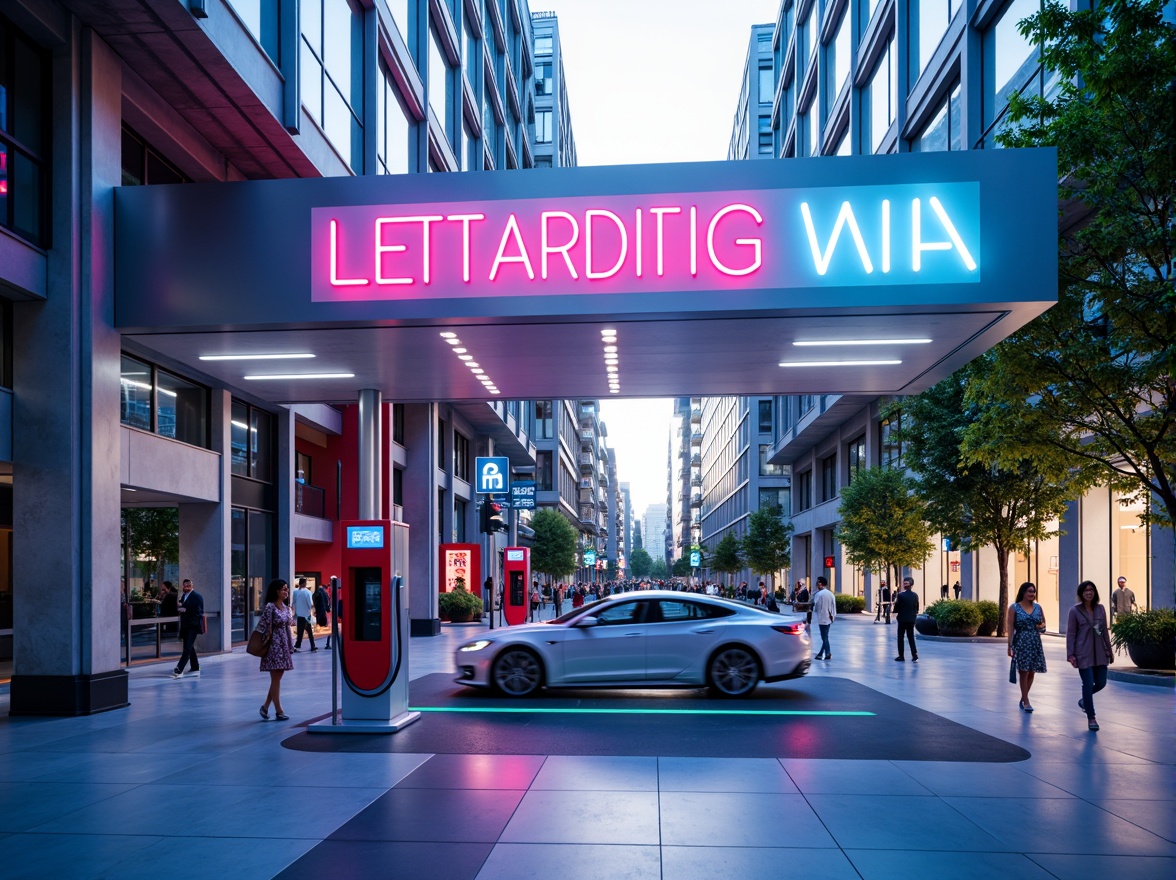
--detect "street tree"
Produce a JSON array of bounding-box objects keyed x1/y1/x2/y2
[
  {"x1": 529, "y1": 509, "x2": 578, "y2": 583},
  {"x1": 741, "y1": 504, "x2": 793, "y2": 590},
  {"x1": 671, "y1": 557, "x2": 692, "y2": 577},
  {"x1": 967, "y1": 0, "x2": 1176, "y2": 601},
  {"x1": 628, "y1": 547, "x2": 653, "y2": 579},
  {"x1": 836, "y1": 467, "x2": 934, "y2": 600},
  {"x1": 650, "y1": 558, "x2": 668, "y2": 579},
  {"x1": 894, "y1": 371, "x2": 1079, "y2": 636},
  {"x1": 122, "y1": 507, "x2": 179, "y2": 593},
  {"x1": 710, "y1": 533, "x2": 743, "y2": 588}
]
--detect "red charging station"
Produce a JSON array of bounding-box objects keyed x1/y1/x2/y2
[
  {"x1": 310, "y1": 519, "x2": 418, "y2": 733},
  {"x1": 502, "y1": 547, "x2": 530, "y2": 626}
]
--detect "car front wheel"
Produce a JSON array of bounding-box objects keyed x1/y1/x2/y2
[
  {"x1": 708, "y1": 647, "x2": 760, "y2": 697},
  {"x1": 492, "y1": 648, "x2": 543, "y2": 696}
]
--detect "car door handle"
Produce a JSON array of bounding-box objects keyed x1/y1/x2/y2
[
  {"x1": 695, "y1": 629, "x2": 715, "y2": 634},
  {"x1": 624, "y1": 632, "x2": 641, "y2": 637}
]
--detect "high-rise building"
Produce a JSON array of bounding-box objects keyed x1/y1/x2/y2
[
  {"x1": 643, "y1": 503, "x2": 669, "y2": 568},
  {"x1": 531, "y1": 12, "x2": 578, "y2": 168}
]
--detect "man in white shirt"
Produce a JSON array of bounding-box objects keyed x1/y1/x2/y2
[
  {"x1": 812, "y1": 576, "x2": 837, "y2": 661},
  {"x1": 292, "y1": 576, "x2": 317, "y2": 652},
  {"x1": 1110, "y1": 576, "x2": 1136, "y2": 622}
]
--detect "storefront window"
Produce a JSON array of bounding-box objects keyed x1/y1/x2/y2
[
  {"x1": 156, "y1": 370, "x2": 209, "y2": 447},
  {"x1": 230, "y1": 400, "x2": 274, "y2": 479},
  {"x1": 232, "y1": 507, "x2": 274, "y2": 642},
  {"x1": 1114, "y1": 495, "x2": 1149, "y2": 609}
]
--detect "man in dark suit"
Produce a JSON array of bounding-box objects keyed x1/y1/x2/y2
[
  {"x1": 894, "y1": 577, "x2": 920, "y2": 662},
  {"x1": 173, "y1": 578, "x2": 204, "y2": 678}
]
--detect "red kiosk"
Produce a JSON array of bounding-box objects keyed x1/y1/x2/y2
[{"x1": 502, "y1": 547, "x2": 530, "y2": 626}]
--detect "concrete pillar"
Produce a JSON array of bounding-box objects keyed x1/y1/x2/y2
[
  {"x1": 179, "y1": 503, "x2": 226, "y2": 653},
  {"x1": 11, "y1": 28, "x2": 126, "y2": 714},
  {"x1": 275, "y1": 405, "x2": 295, "y2": 586},
  {"x1": 357, "y1": 389, "x2": 382, "y2": 520},
  {"x1": 404, "y1": 404, "x2": 439, "y2": 635}
]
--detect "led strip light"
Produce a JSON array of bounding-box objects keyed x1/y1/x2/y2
[{"x1": 440, "y1": 331, "x2": 499, "y2": 395}]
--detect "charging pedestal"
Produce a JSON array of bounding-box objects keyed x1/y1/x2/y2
[
  {"x1": 502, "y1": 547, "x2": 530, "y2": 626},
  {"x1": 309, "y1": 520, "x2": 420, "y2": 734}
]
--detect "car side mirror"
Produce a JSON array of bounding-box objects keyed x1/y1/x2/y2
[{"x1": 575, "y1": 616, "x2": 599, "y2": 628}]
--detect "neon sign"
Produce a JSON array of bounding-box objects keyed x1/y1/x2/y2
[{"x1": 311, "y1": 183, "x2": 980, "y2": 303}]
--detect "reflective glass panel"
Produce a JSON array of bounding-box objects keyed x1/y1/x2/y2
[
  {"x1": 230, "y1": 401, "x2": 250, "y2": 476},
  {"x1": 250, "y1": 408, "x2": 273, "y2": 481},
  {"x1": 983, "y1": 0, "x2": 1038, "y2": 128},
  {"x1": 120, "y1": 355, "x2": 152, "y2": 430},
  {"x1": 157, "y1": 370, "x2": 208, "y2": 447}
]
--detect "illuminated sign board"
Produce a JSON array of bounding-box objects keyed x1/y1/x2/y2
[
  {"x1": 347, "y1": 525, "x2": 384, "y2": 549},
  {"x1": 506, "y1": 549, "x2": 525, "y2": 562},
  {"x1": 312, "y1": 183, "x2": 980, "y2": 303},
  {"x1": 443, "y1": 548, "x2": 471, "y2": 592},
  {"x1": 583, "y1": 550, "x2": 597, "y2": 566},
  {"x1": 510, "y1": 481, "x2": 536, "y2": 510}
]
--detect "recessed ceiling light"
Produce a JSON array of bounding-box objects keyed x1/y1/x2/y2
[
  {"x1": 458, "y1": 355, "x2": 473, "y2": 361},
  {"x1": 244, "y1": 372, "x2": 356, "y2": 380},
  {"x1": 603, "y1": 345, "x2": 617, "y2": 353},
  {"x1": 792, "y1": 339, "x2": 931, "y2": 347},
  {"x1": 778, "y1": 360, "x2": 902, "y2": 368},
  {"x1": 604, "y1": 357, "x2": 619, "y2": 364},
  {"x1": 490, "y1": 389, "x2": 500, "y2": 394},
  {"x1": 453, "y1": 348, "x2": 467, "y2": 354},
  {"x1": 471, "y1": 368, "x2": 484, "y2": 374},
  {"x1": 439, "y1": 332, "x2": 457, "y2": 338},
  {"x1": 199, "y1": 353, "x2": 316, "y2": 361},
  {"x1": 609, "y1": 389, "x2": 620, "y2": 394},
  {"x1": 466, "y1": 361, "x2": 479, "y2": 368},
  {"x1": 446, "y1": 339, "x2": 460, "y2": 345}
]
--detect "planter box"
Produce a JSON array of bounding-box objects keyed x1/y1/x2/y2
[
  {"x1": 914, "y1": 614, "x2": 939, "y2": 636},
  {"x1": 1126, "y1": 641, "x2": 1175, "y2": 671},
  {"x1": 938, "y1": 623, "x2": 981, "y2": 637}
]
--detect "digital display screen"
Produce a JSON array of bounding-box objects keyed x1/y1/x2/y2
[{"x1": 346, "y1": 525, "x2": 384, "y2": 549}]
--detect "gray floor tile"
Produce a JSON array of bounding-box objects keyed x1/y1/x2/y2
[
  {"x1": 659, "y1": 791, "x2": 835, "y2": 848},
  {"x1": 529, "y1": 755, "x2": 658, "y2": 791},
  {"x1": 944, "y1": 795, "x2": 1176, "y2": 856},
  {"x1": 808, "y1": 794, "x2": 1011, "y2": 852},
  {"x1": 846, "y1": 849, "x2": 1059, "y2": 880},
  {"x1": 499, "y1": 790, "x2": 659, "y2": 845},
  {"x1": 0, "y1": 782, "x2": 142, "y2": 832},
  {"x1": 97, "y1": 836, "x2": 316, "y2": 880},
  {"x1": 657, "y1": 757, "x2": 799, "y2": 793},
  {"x1": 662, "y1": 845, "x2": 861, "y2": 879},
  {"x1": 891, "y1": 760, "x2": 1075, "y2": 798},
  {"x1": 1016, "y1": 761, "x2": 1176, "y2": 801},
  {"x1": 476, "y1": 843, "x2": 661, "y2": 880},
  {"x1": 1097, "y1": 799, "x2": 1176, "y2": 843},
  {"x1": 780, "y1": 759, "x2": 934, "y2": 795},
  {"x1": 1027, "y1": 853, "x2": 1176, "y2": 880},
  {"x1": 0, "y1": 833, "x2": 162, "y2": 880}
]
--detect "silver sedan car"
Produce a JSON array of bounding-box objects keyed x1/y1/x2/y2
[{"x1": 454, "y1": 590, "x2": 810, "y2": 697}]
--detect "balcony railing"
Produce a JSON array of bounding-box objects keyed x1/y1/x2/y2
[
  {"x1": 690, "y1": 408, "x2": 702, "y2": 424},
  {"x1": 295, "y1": 483, "x2": 326, "y2": 518},
  {"x1": 690, "y1": 431, "x2": 702, "y2": 446},
  {"x1": 690, "y1": 494, "x2": 702, "y2": 507},
  {"x1": 579, "y1": 453, "x2": 594, "y2": 471}
]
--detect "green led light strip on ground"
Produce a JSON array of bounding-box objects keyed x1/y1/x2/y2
[{"x1": 410, "y1": 706, "x2": 874, "y2": 717}]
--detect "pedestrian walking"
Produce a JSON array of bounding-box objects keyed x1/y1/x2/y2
[
  {"x1": 257, "y1": 579, "x2": 294, "y2": 721},
  {"x1": 291, "y1": 577, "x2": 317, "y2": 652},
  {"x1": 894, "y1": 577, "x2": 919, "y2": 662},
  {"x1": 812, "y1": 576, "x2": 836, "y2": 660},
  {"x1": 313, "y1": 580, "x2": 330, "y2": 634},
  {"x1": 1066, "y1": 580, "x2": 1114, "y2": 732},
  {"x1": 953, "y1": 581, "x2": 962, "y2": 599},
  {"x1": 1008, "y1": 582, "x2": 1048, "y2": 712},
  {"x1": 940, "y1": 583, "x2": 949, "y2": 600},
  {"x1": 1109, "y1": 576, "x2": 1136, "y2": 623},
  {"x1": 874, "y1": 582, "x2": 891, "y2": 624},
  {"x1": 796, "y1": 582, "x2": 811, "y2": 626},
  {"x1": 159, "y1": 580, "x2": 179, "y2": 635},
  {"x1": 173, "y1": 578, "x2": 204, "y2": 678}
]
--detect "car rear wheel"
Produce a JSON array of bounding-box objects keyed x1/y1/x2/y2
[
  {"x1": 708, "y1": 647, "x2": 760, "y2": 697},
  {"x1": 492, "y1": 648, "x2": 543, "y2": 696}
]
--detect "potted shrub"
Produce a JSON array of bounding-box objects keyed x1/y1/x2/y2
[
  {"x1": 834, "y1": 594, "x2": 865, "y2": 614},
  {"x1": 439, "y1": 585, "x2": 483, "y2": 623},
  {"x1": 916, "y1": 600, "x2": 942, "y2": 636},
  {"x1": 1110, "y1": 609, "x2": 1176, "y2": 671},
  {"x1": 930, "y1": 599, "x2": 982, "y2": 637},
  {"x1": 975, "y1": 601, "x2": 1000, "y2": 637}
]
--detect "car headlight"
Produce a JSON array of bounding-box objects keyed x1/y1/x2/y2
[{"x1": 459, "y1": 640, "x2": 494, "y2": 652}]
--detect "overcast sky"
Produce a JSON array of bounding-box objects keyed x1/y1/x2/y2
[{"x1": 537, "y1": 0, "x2": 781, "y2": 519}]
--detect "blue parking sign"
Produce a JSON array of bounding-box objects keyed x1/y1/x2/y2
[{"x1": 475, "y1": 457, "x2": 510, "y2": 494}]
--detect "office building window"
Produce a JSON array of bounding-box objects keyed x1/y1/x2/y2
[
  {"x1": 301, "y1": 0, "x2": 364, "y2": 170},
  {"x1": 122, "y1": 126, "x2": 188, "y2": 186},
  {"x1": 912, "y1": 81, "x2": 962, "y2": 152},
  {"x1": 0, "y1": 14, "x2": 49, "y2": 246},
  {"x1": 861, "y1": 34, "x2": 896, "y2": 153},
  {"x1": 758, "y1": 66, "x2": 774, "y2": 103},
  {"x1": 536, "y1": 62, "x2": 552, "y2": 95},
  {"x1": 392, "y1": 403, "x2": 405, "y2": 444},
  {"x1": 799, "y1": 394, "x2": 816, "y2": 416},
  {"x1": 535, "y1": 400, "x2": 554, "y2": 439},
  {"x1": 908, "y1": 0, "x2": 961, "y2": 86},
  {"x1": 230, "y1": 401, "x2": 274, "y2": 480},
  {"x1": 453, "y1": 432, "x2": 470, "y2": 482},
  {"x1": 760, "y1": 488, "x2": 791, "y2": 518},
  {"x1": 393, "y1": 467, "x2": 403, "y2": 507},
  {"x1": 120, "y1": 354, "x2": 210, "y2": 448},
  {"x1": 534, "y1": 33, "x2": 552, "y2": 55},
  {"x1": 847, "y1": 436, "x2": 866, "y2": 485},
  {"x1": 535, "y1": 109, "x2": 552, "y2": 144},
  {"x1": 857, "y1": 0, "x2": 883, "y2": 38},
  {"x1": 536, "y1": 451, "x2": 553, "y2": 491},
  {"x1": 377, "y1": 57, "x2": 412, "y2": 174},
  {"x1": 428, "y1": 25, "x2": 452, "y2": 144},
  {"x1": 981, "y1": 0, "x2": 1040, "y2": 142},
  {"x1": 797, "y1": 470, "x2": 813, "y2": 511},
  {"x1": 824, "y1": 4, "x2": 851, "y2": 115},
  {"x1": 880, "y1": 412, "x2": 904, "y2": 469},
  {"x1": 226, "y1": 0, "x2": 280, "y2": 62},
  {"x1": 437, "y1": 419, "x2": 445, "y2": 461},
  {"x1": 799, "y1": 0, "x2": 817, "y2": 79},
  {"x1": 759, "y1": 445, "x2": 787, "y2": 476},
  {"x1": 758, "y1": 400, "x2": 773, "y2": 433},
  {"x1": 821, "y1": 455, "x2": 837, "y2": 502}
]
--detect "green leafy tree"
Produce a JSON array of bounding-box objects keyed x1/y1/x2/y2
[
  {"x1": 710, "y1": 533, "x2": 743, "y2": 587},
  {"x1": 836, "y1": 467, "x2": 934, "y2": 599},
  {"x1": 122, "y1": 507, "x2": 179, "y2": 592},
  {"x1": 629, "y1": 547, "x2": 653, "y2": 579},
  {"x1": 529, "y1": 509, "x2": 578, "y2": 582},
  {"x1": 671, "y1": 556, "x2": 692, "y2": 577},
  {"x1": 895, "y1": 370, "x2": 1079, "y2": 636},
  {"x1": 741, "y1": 504, "x2": 793, "y2": 589},
  {"x1": 969, "y1": 0, "x2": 1176, "y2": 601},
  {"x1": 649, "y1": 558, "x2": 668, "y2": 579},
  {"x1": 631, "y1": 526, "x2": 643, "y2": 551}
]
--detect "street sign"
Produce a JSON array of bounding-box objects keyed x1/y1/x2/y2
[
  {"x1": 583, "y1": 550, "x2": 596, "y2": 566},
  {"x1": 510, "y1": 481, "x2": 536, "y2": 510},
  {"x1": 690, "y1": 550, "x2": 700, "y2": 567},
  {"x1": 474, "y1": 457, "x2": 510, "y2": 494},
  {"x1": 824, "y1": 555, "x2": 835, "y2": 568}
]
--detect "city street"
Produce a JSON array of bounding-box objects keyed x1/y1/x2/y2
[{"x1": 0, "y1": 613, "x2": 1171, "y2": 880}]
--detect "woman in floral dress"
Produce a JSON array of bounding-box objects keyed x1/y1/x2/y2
[
  {"x1": 258, "y1": 579, "x2": 294, "y2": 721},
  {"x1": 1007, "y1": 581, "x2": 1048, "y2": 712}
]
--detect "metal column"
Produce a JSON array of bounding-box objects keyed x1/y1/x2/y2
[{"x1": 357, "y1": 389, "x2": 382, "y2": 520}]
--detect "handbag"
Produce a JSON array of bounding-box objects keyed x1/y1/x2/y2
[
  {"x1": 1008, "y1": 657, "x2": 1017, "y2": 684},
  {"x1": 246, "y1": 625, "x2": 271, "y2": 658}
]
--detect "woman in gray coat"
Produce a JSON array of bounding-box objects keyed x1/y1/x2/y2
[{"x1": 1066, "y1": 580, "x2": 1114, "y2": 732}]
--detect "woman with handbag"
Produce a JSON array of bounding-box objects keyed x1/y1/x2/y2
[
  {"x1": 1007, "y1": 582, "x2": 1048, "y2": 712},
  {"x1": 257, "y1": 579, "x2": 294, "y2": 721}
]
